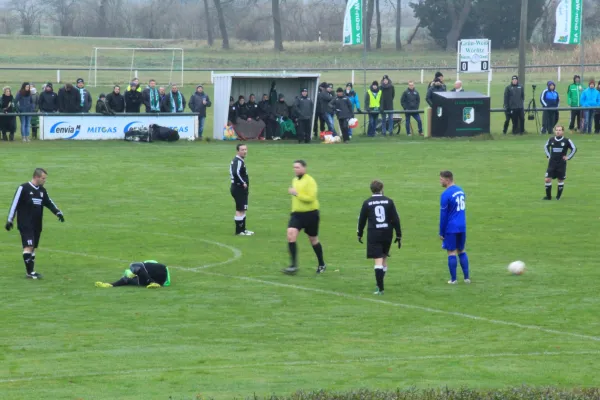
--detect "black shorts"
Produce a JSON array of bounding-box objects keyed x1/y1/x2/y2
[
  {"x1": 367, "y1": 236, "x2": 392, "y2": 259},
  {"x1": 546, "y1": 163, "x2": 566, "y2": 180},
  {"x1": 20, "y1": 228, "x2": 41, "y2": 248},
  {"x1": 230, "y1": 185, "x2": 248, "y2": 211},
  {"x1": 288, "y1": 210, "x2": 320, "y2": 237}
]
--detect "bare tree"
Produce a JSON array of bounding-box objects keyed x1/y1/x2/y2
[
  {"x1": 395, "y1": 0, "x2": 401, "y2": 50},
  {"x1": 272, "y1": 0, "x2": 284, "y2": 51},
  {"x1": 375, "y1": 0, "x2": 382, "y2": 49},
  {"x1": 12, "y1": 0, "x2": 45, "y2": 35},
  {"x1": 213, "y1": 0, "x2": 230, "y2": 49},
  {"x1": 445, "y1": 0, "x2": 473, "y2": 51},
  {"x1": 47, "y1": 0, "x2": 78, "y2": 36},
  {"x1": 203, "y1": 0, "x2": 214, "y2": 46},
  {"x1": 365, "y1": 0, "x2": 374, "y2": 51}
]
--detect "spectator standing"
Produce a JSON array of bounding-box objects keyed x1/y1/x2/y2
[
  {"x1": 75, "y1": 78, "x2": 92, "y2": 113},
  {"x1": 596, "y1": 84, "x2": 600, "y2": 133},
  {"x1": 259, "y1": 94, "x2": 277, "y2": 140},
  {"x1": 540, "y1": 81, "x2": 560, "y2": 134},
  {"x1": 188, "y1": 85, "x2": 212, "y2": 139},
  {"x1": 30, "y1": 84, "x2": 40, "y2": 139},
  {"x1": 345, "y1": 83, "x2": 361, "y2": 138},
  {"x1": 142, "y1": 80, "x2": 161, "y2": 113},
  {"x1": 38, "y1": 83, "x2": 58, "y2": 113},
  {"x1": 106, "y1": 86, "x2": 125, "y2": 114},
  {"x1": 1, "y1": 86, "x2": 16, "y2": 141},
  {"x1": 503, "y1": 75, "x2": 525, "y2": 135},
  {"x1": 162, "y1": 85, "x2": 186, "y2": 113},
  {"x1": 364, "y1": 81, "x2": 381, "y2": 137},
  {"x1": 567, "y1": 75, "x2": 584, "y2": 131},
  {"x1": 426, "y1": 78, "x2": 446, "y2": 107},
  {"x1": 127, "y1": 78, "x2": 141, "y2": 92},
  {"x1": 400, "y1": 81, "x2": 422, "y2": 136},
  {"x1": 313, "y1": 83, "x2": 327, "y2": 137},
  {"x1": 293, "y1": 88, "x2": 314, "y2": 144},
  {"x1": 380, "y1": 75, "x2": 395, "y2": 136},
  {"x1": 58, "y1": 83, "x2": 80, "y2": 113},
  {"x1": 125, "y1": 82, "x2": 143, "y2": 113},
  {"x1": 96, "y1": 94, "x2": 111, "y2": 115},
  {"x1": 158, "y1": 87, "x2": 167, "y2": 112},
  {"x1": 329, "y1": 87, "x2": 354, "y2": 143},
  {"x1": 428, "y1": 72, "x2": 447, "y2": 91},
  {"x1": 580, "y1": 80, "x2": 598, "y2": 134},
  {"x1": 15, "y1": 82, "x2": 35, "y2": 142},
  {"x1": 317, "y1": 84, "x2": 336, "y2": 135},
  {"x1": 451, "y1": 81, "x2": 464, "y2": 92}
]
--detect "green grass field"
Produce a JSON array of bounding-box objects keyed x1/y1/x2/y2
[{"x1": 1, "y1": 134, "x2": 600, "y2": 399}]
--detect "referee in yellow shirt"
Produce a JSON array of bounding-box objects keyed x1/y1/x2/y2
[{"x1": 282, "y1": 160, "x2": 326, "y2": 275}]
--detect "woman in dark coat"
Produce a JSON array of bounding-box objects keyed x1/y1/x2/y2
[{"x1": 1, "y1": 87, "x2": 17, "y2": 141}]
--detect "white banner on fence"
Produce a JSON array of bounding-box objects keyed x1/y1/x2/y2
[{"x1": 41, "y1": 115, "x2": 196, "y2": 140}]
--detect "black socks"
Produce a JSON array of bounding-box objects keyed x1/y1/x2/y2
[
  {"x1": 23, "y1": 252, "x2": 34, "y2": 274},
  {"x1": 545, "y1": 183, "x2": 552, "y2": 199},
  {"x1": 288, "y1": 242, "x2": 297, "y2": 268},
  {"x1": 234, "y1": 216, "x2": 244, "y2": 234},
  {"x1": 374, "y1": 266, "x2": 384, "y2": 292},
  {"x1": 557, "y1": 182, "x2": 564, "y2": 199},
  {"x1": 312, "y1": 243, "x2": 325, "y2": 266}
]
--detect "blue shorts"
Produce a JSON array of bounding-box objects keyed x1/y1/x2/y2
[{"x1": 442, "y1": 232, "x2": 466, "y2": 251}]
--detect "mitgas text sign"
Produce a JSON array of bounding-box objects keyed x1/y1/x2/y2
[
  {"x1": 457, "y1": 39, "x2": 491, "y2": 73},
  {"x1": 430, "y1": 92, "x2": 490, "y2": 137},
  {"x1": 41, "y1": 115, "x2": 196, "y2": 140}
]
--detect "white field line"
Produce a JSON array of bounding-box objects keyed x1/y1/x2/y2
[{"x1": 2, "y1": 350, "x2": 600, "y2": 384}]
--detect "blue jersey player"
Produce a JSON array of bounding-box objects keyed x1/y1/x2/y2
[{"x1": 439, "y1": 171, "x2": 469, "y2": 284}]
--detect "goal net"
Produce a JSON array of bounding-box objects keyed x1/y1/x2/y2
[{"x1": 88, "y1": 47, "x2": 184, "y2": 88}]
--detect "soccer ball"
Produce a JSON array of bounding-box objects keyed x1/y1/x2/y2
[
  {"x1": 187, "y1": 136, "x2": 195, "y2": 142},
  {"x1": 508, "y1": 260, "x2": 526, "y2": 275}
]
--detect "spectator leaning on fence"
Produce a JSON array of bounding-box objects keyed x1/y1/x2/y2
[
  {"x1": 188, "y1": 85, "x2": 212, "y2": 139},
  {"x1": 567, "y1": 75, "x2": 584, "y2": 131},
  {"x1": 14, "y1": 82, "x2": 35, "y2": 142},
  {"x1": 106, "y1": 86, "x2": 125, "y2": 114},
  {"x1": 345, "y1": 83, "x2": 361, "y2": 138},
  {"x1": 1, "y1": 86, "x2": 16, "y2": 141},
  {"x1": 127, "y1": 78, "x2": 142, "y2": 93},
  {"x1": 364, "y1": 80, "x2": 381, "y2": 137},
  {"x1": 142, "y1": 80, "x2": 161, "y2": 113},
  {"x1": 400, "y1": 80, "x2": 423, "y2": 136},
  {"x1": 580, "y1": 80, "x2": 598, "y2": 134},
  {"x1": 125, "y1": 82, "x2": 143, "y2": 113},
  {"x1": 75, "y1": 78, "x2": 93, "y2": 113},
  {"x1": 163, "y1": 85, "x2": 186, "y2": 113},
  {"x1": 38, "y1": 83, "x2": 58, "y2": 113},
  {"x1": 503, "y1": 75, "x2": 525, "y2": 135},
  {"x1": 380, "y1": 75, "x2": 395, "y2": 136},
  {"x1": 30, "y1": 84, "x2": 40, "y2": 140},
  {"x1": 540, "y1": 81, "x2": 559, "y2": 134}
]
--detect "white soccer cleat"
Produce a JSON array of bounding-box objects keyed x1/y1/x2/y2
[
  {"x1": 448, "y1": 280, "x2": 457, "y2": 285},
  {"x1": 464, "y1": 279, "x2": 471, "y2": 284},
  {"x1": 243, "y1": 230, "x2": 254, "y2": 235}
]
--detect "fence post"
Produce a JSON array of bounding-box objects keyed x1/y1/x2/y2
[
  {"x1": 351, "y1": 70, "x2": 355, "y2": 85},
  {"x1": 557, "y1": 66, "x2": 561, "y2": 82},
  {"x1": 57, "y1": 70, "x2": 60, "y2": 84},
  {"x1": 487, "y1": 69, "x2": 492, "y2": 97},
  {"x1": 211, "y1": 71, "x2": 214, "y2": 84},
  {"x1": 420, "y1": 69, "x2": 424, "y2": 84},
  {"x1": 134, "y1": 70, "x2": 138, "y2": 78}
]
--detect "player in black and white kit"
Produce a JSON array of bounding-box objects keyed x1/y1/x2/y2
[
  {"x1": 229, "y1": 144, "x2": 254, "y2": 235},
  {"x1": 357, "y1": 180, "x2": 402, "y2": 295},
  {"x1": 543, "y1": 125, "x2": 576, "y2": 200},
  {"x1": 5, "y1": 168, "x2": 65, "y2": 279}
]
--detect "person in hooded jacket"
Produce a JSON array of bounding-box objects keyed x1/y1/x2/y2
[
  {"x1": 293, "y1": 88, "x2": 314, "y2": 143},
  {"x1": 364, "y1": 81, "x2": 382, "y2": 137},
  {"x1": 380, "y1": 75, "x2": 395, "y2": 136},
  {"x1": 1, "y1": 86, "x2": 17, "y2": 141},
  {"x1": 503, "y1": 75, "x2": 525, "y2": 135},
  {"x1": 125, "y1": 82, "x2": 143, "y2": 113},
  {"x1": 540, "y1": 81, "x2": 560, "y2": 134},
  {"x1": 329, "y1": 87, "x2": 354, "y2": 143},
  {"x1": 580, "y1": 80, "x2": 599, "y2": 134},
  {"x1": 426, "y1": 78, "x2": 446, "y2": 107},
  {"x1": 106, "y1": 86, "x2": 125, "y2": 114},
  {"x1": 188, "y1": 85, "x2": 212, "y2": 138},
  {"x1": 567, "y1": 75, "x2": 584, "y2": 131},
  {"x1": 58, "y1": 83, "x2": 81, "y2": 113},
  {"x1": 14, "y1": 82, "x2": 35, "y2": 141},
  {"x1": 38, "y1": 83, "x2": 58, "y2": 113},
  {"x1": 96, "y1": 94, "x2": 112, "y2": 115},
  {"x1": 345, "y1": 83, "x2": 361, "y2": 137}
]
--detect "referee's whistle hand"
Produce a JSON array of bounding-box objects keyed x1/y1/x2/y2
[
  {"x1": 288, "y1": 188, "x2": 298, "y2": 196},
  {"x1": 5, "y1": 222, "x2": 13, "y2": 231}
]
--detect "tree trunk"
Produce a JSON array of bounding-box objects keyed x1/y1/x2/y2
[
  {"x1": 365, "y1": 0, "x2": 375, "y2": 51},
  {"x1": 407, "y1": 22, "x2": 420, "y2": 44},
  {"x1": 375, "y1": 0, "x2": 382, "y2": 49},
  {"x1": 203, "y1": 0, "x2": 214, "y2": 46},
  {"x1": 445, "y1": 0, "x2": 473, "y2": 51},
  {"x1": 395, "y1": 0, "x2": 401, "y2": 50},
  {"x1": 272, "y1": 0, "x2": 284, "y2": 51},
  {"x1": 213, "y1": 0, "x2": 229, "y2": 49}
]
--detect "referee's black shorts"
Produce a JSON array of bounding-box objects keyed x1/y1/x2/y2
[
  {"x1": 546, "y1": 162, "x2": 566, "y2": 180},
  {"x1": 288, "y1": 210, "x2": 320, "y2": 237},
  {"x1": 366, "y1": 234, "x2": 392, "y2": 259},
  {"x1": 230, "y1": 184, "x2": 248, "y2": 211},
  {"x1": 20, "y1": 227, "x2": 41, "y2": 248}
]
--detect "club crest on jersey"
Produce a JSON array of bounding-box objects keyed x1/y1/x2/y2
[
  {"x1": 463, "y1": 107, "x2": 474, "y2": 124},
  {"x1": 561, "y1": 142, "x2": 565, "y2": 146},
  {"x1": 436, "y1": 107, "x2": 443, "y2": 117}
]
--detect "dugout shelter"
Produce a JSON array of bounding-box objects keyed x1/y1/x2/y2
[{"x1": 212, "y1": 73, "x2": 321, "y2": 140}]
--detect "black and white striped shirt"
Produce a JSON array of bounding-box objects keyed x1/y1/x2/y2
[
  {"x1": 229, "y1": 156, "x2": 249, "y2": 187},
  {"x1": 6, "y1": 182, "x2": 60, "y2": 230}
]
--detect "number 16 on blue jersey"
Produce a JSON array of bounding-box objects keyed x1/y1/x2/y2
[{"x1": 439, "y1": 185, "x2": 466, "y2": 237}]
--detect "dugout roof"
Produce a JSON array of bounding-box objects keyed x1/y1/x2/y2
[{"x1": 212, "y1": 73, "x2": 321, "y2": 139}]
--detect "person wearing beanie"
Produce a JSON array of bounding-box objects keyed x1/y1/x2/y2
[
  {"x1": 38, "y1": 82, "x2": 58, "y2": 113},
  {"x1": 0, "y1": 86, "x2": 17, "y2": 141},
  {"x1": 293, "y1": 88, "x2": 314, "y2": 143},
  {"x1": 426, "y1": 77, "x2": 446, "y2": 107},
  {"x1": 75, "y1": 78, "x2": 92, "y2": 113},
  {"x1": 364, "y1": 80, "x2": 381, "y2": 137},
  {"x1": 400, "y1": 81, "x2": 423, "y2": 136},
  {"x1": 503, "y1": 75, "x2": 525, "y2": 135},
  {"x1": 580, "y1": 80, "x2": 599, "y2": 134},
  {"x1": 329, "y1": 87, "x2": 354, "y2": 143},
  {"x1": 317, "y1": 82, "x2": 336, "y2": 135},
  {"x1": 345, "y1": 83, "x2": 361, "y2": 138},
  {"x1": 96, "y1": 93, "x2": 112, "y2": 115},
  {"x1": 125, "y1": 82, "x2": 143, "y2": 113},
  {"x1": 380, "y1": 75, "x2": 395, "y2": 136},
  {"x1": 126, "y1": 77, "x2": 142, "y2": 93},
  {"x1": 188, "y1": 84, "x2": 212, "y2": 138},
  {"x1": 567, "y1": 75, "x2": 584, "y2": 131},
  {"x1": 106, "y1": 85, "x2": 125, "y2": 114},
  {"x1": 429, "y1": 72, "x2": 446, "y2": 90},
  {"x1": 540, "y1": 81, "x2": 560, "y2": 134},
  {"x1": 142, "y1": 79, "x2": 161, "y2": 113},
  {"x1": 14, "y1": 82, "x2": 35, "y2": 142}
]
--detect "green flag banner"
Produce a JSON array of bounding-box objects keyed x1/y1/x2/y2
[
  {"x1": 342, "y1": 0, "x2": 363, "y2": 46},
  {"x1": 554, "y1": 0, "x2": 583, "y2": 45}
]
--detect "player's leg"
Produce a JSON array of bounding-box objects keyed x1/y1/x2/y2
[
  {"x1": 20, "y1": 229, "x2": 40, "y2": 279},
  {"x1": 556, "y1": 166, "x2": 566, "y2": 200},
  {"x1": 305, "y1": 211, "x2": 325, "y2": 273},
  {"x1": 443, "y1": 234, "x2": 458, "y2": 284},
  {"x1": 544, "y1": 172, "x2": 553, "y2": 200},
  {"x1": 284, "y1": 226, "x2": 300, "y2": 274},
  {"x1": 457, "y1": 233, "x2": 470, "y2": 282},
  {"x1": 373, "y1": 256, "x2": 385, "y2": 294}
]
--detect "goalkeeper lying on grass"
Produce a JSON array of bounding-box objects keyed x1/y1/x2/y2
[{"x1": 95, "y1": 261, "x2": 170, "y2": 289}]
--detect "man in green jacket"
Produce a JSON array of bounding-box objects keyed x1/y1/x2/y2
[{"x1": 567, "y1": 75, "x2": 584, "y2": 131}]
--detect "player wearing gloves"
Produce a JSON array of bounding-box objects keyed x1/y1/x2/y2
[{"x1": 95, "y1": 260, "x2": 171, "y2": 288}]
